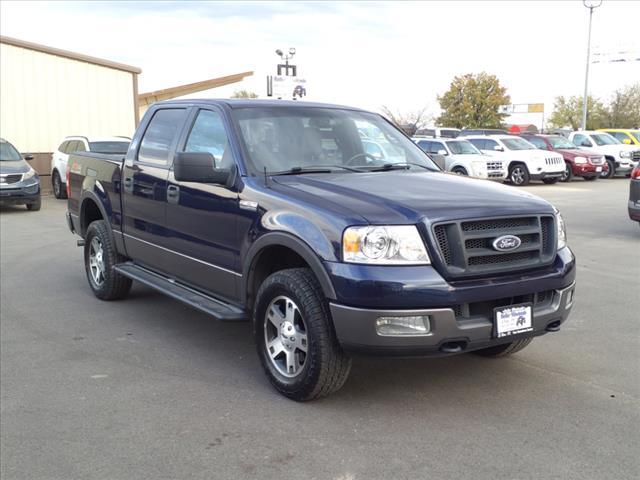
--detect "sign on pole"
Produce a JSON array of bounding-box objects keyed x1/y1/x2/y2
[{"x1": 269, "y1": 76, "x2": 308, "y2": 100}]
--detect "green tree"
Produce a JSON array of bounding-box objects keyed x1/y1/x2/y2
[
  {"x1": 231, "y1": 89, "x2": 258, "y2": 98},
  {"x1": 436, "y1": 72, "x2": 510, "y2": 128},
  {"x1": 605, "y1": 83, "x2": 640, "y2": 128},
  {"x1": 548, "y1": 95, "x2": 607, "y2": 130}
]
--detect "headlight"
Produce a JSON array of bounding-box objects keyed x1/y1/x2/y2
[
  {"x1": 620, "y1": 150, "x2": 631, "y2": 159},
  {"x1": 22, "y1": 168, "x2": 37, "y2": 181},
  {"x1": 574, "y1": 156, "x2": 587, "y2": 164},
  {"x1": 555, "y1": 211, "x2": 567, "y2": 250},
  {"x1": 343, "y1": 225, "x2": 430, "y2": 264}
]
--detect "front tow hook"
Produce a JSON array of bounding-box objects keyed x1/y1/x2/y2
[
  {"x1": 439, "y1": 341, "x2": 467, "y2": 354},
  {"x1": 545, "y1": 320, "x2": 562, "y2": 332}
]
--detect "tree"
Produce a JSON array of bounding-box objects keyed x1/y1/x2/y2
[
  {"x1": 605, "y1": 83, "x2": 640, "y2": 128},
  {"x1": 548, "y1": 95, "x2": 608, "y2": 130},
  {"x1": 231, "y1": 89, "x2": 258, "y2": 98},
  {"x1": 380, "y1": 106, "x2": 431, "y2": 136},
  {"x1": 436, "y1": 72, "x2": 510, "y2": 128}
]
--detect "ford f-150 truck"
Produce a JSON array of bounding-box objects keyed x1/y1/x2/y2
[{"x1": 66, "y1": 100, "x2": 576, "y2": 401}]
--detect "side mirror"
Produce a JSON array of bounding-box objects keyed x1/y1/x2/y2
[
  {"x1": 173, "y1": 152, "x2": 234, "y2": 186},
  {"x1": 623, "y1": 138, "x2": 631, "y2": 145},
  {"x1": 437, "y1": 149, "x2": 448, "y2": 156},
  {"x1": 493, "y1": 145, "x2": 504, "y2": 152},
  {"x1": 24, "y1": 154, "x2": 34, "y2": 161},
  {"x1": 581, "y1": 140, "x2": 592, "y2": 147}
]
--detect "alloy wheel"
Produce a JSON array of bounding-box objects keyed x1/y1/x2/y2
[
  {"x1": 511, "y1": 167, "x2": 525, "y2": 185},
  {"x1": 88, "y1": 237, "x2": 106, "y2": 286},
  {"x1": 264, "y1": 295, "x2": 308, "y2": 377}
]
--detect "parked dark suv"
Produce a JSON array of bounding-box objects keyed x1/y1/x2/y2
[
  {"x1": 0, "y1": 138, "x2": 41, "y2": 211},
  {"x1": 520, "y1": 134, "x2": 608, "y2": 182}
]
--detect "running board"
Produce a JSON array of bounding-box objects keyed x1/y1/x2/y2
[{"x1": 115, "y1": 263, "x2": 246, "y2": 321}]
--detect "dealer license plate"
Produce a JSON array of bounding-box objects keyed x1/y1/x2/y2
[
  {"x1": 596, "y1": 167, "x2": 602, "y2": 172},
  {"x1": 494, "y1": 303, "x2": 533, "y2": 338}
]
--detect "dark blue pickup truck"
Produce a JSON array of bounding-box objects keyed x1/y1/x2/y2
[{"x1": 66, "y1": 99, "x2": 576, "y2": 400}]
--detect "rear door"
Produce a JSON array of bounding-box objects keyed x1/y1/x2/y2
[
  {"x1": 121, "y1": 107, "x2": 189, "y2": 273},
  {"x1": 164, "y1": 107, "x2": 241, "y2": 301}
]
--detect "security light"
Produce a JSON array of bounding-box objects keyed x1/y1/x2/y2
[
  {"x1": 582, "y1": 0, "x2": 602, "y2": 8},
  {"x1": 289, "y1": 48, "x2": 296, "y2": 55},
  {"x1": 275, "y1": 49, "x2": 283, "y2": 57}
]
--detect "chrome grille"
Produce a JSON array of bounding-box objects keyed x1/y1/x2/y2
[
  {"x1": 545, "y1": 157, "x2": 562, "y2": 165},
  {"x1": 0, "y1": 174, "x2": 23, "y2": 185},
  {"x1": 486, "y1": 161, "x2": 503, "y2": 171},
  {"x1": 431, "y1": 215, "x2": 556, "y2": 278},
  {"x1": 590, "y1": 156, "x2": 605, "y2": 165},
  {"x1": 632, "y1": 151, "x2": 640, "y2": 162}
]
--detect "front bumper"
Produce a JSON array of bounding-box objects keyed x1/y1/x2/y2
[
  {"x1": 530, "y1": 171, "x2": 563, "y2": 181},
  {"x1": 0, "y1": 183, "x2": 40, "y2": 205},
  {"x1": 574, "y1": 163, "x2": 605, "y2": 177},
  {"x1": 330, "y1": 282, "x2": 575, "y2": 356}
]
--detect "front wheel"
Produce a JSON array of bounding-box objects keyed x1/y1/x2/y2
[
  {"x1": 84, "y1": 220, "x2": 132, "y2": 300},
  {"x1": 560, "y1": 162, "x2": 573, "y2": 182},
  {"x1": 452, "y1": 166, "x2": 468, "y2": 176},
  {"x1": 26, "y1": 196, "x2": 41, "y2": 211},
  {"x1": 254, "y1": 268, "x2": 351, "y2": 401},
  {"x1": 600, "y1": 159, "x2": 615, "y2": 179},
  {"x1": 509, "y1": 164, "x2": 530, "y2": 186},
  {"x1": 473, "y1": 338, "x2": 533, "y2": 357}
]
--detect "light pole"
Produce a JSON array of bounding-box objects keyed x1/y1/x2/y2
[
  {"x1": 581, "y1": 0, "x2": 602, "y2": 130},
  {"x1": 275, "y1": 48, "x2": 297, "y2": 77}
]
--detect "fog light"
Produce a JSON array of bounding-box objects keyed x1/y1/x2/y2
[
  {"x1": 565, "y1": 289, "x2": 575, "y2": 309},
  {"x1": 375, "y1": 315, "x2": 431, "y2": 336}
]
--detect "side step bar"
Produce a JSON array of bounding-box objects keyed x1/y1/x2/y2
[{"x1": 115, "y1": 263, "x2": 246, "y2": 322}]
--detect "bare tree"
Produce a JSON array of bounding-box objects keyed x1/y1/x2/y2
[{"x1": 380, "y1": 106, "x2": 432, "y2": 136}]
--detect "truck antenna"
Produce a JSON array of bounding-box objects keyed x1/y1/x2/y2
[{"x1": 263, "y1": 166, "x2": 269, "y2": 188}]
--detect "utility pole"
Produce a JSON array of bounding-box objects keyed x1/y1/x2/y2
[{"x1": 581, "y1": 0, "x2": 602, "y2": 130}]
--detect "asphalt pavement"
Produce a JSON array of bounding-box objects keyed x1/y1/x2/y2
[{"x1": 1, "y1": 177, "x2": 638, "y2": 480}]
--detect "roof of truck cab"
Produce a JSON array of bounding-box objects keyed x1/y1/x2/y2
[{"x1": 159, "y1": 98, "x2": 368, "y2": 111}]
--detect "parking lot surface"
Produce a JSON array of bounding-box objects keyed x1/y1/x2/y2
[{"x1": 1, "y1": 178, "x2": 639, "y2": 480}]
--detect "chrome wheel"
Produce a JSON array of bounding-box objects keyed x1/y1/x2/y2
[
  {"x1": 88, "y1": 237, "x2": 106, "y2": 286},
  {"x1": 511, "y1": 167, "x2": 525, "y2": 185},
  {"x1": 264, "y1": 295, "x2": 308, "y2": 378}
]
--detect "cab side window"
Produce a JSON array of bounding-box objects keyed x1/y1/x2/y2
[
  {"x1": 484, "y1": 139, "x2": 499, "y2": 150},
  {"x1": 431, "y1": 141, "x2": 446, "y2": 155},
  {"x1": 611, "y1": 132, "x2": 628, "y2": 143},
  {"x1": 573, "y1": 134, "x2": 590, "y2": 147},
  {"x1": 138, "y1": 109, "x2": 187, "y2": 165},
  {"x1": 184, "y1": 109, "x2": 233, "y2": 169},
  {"x1": 468, "y1": 139, "x2": 485, "y2": 150}
]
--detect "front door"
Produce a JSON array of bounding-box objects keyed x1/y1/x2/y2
[
  {"x1": 121, "y1": 107, "x2": 188, "y2": 273},
  {"x1": 164, "y1": 107, "x2": 241, "y2": 302}
]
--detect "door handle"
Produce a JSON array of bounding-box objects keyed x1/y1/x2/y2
[
  {"x1": 167, "y1": 185, "x2": 180, "y2": 200},
  {"x1": 123, "y1": 177, "x2": 133, "y2": 187}
]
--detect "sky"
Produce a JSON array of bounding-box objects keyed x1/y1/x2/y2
[{"x1": 2, "y1": 0, "x2": 639, "y2": 128}]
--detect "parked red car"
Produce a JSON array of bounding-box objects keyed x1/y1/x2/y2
[{"x1": 520, "y1": 134, "x2": 608, "y2": 182}]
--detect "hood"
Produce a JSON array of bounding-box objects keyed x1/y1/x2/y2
[
  {"x1": 450, "y1": 153, "x2": 485, "y2": 161},
  {"x1": 271, "y1": 171, "x2": 554, "y2": 225},
  {"x1": 584, "y1": 143, "x2": 638, "y2": 154},
  {"x1": 507, "y1": 149, "x2": 559, "y2": 161},
  {"x1": 0, "y1": 160, "x2": 30, "y2": 174}
]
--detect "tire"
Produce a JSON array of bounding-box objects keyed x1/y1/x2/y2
[
  {"x1": 542, "y1": 178, "x2": 559, "y2": 184},
  {"x1": 584, "y1": 175, "x2": 597, "y2": 181},
  {"x1": 52, "y1": 170, "x2": 67, "y2": 199},
  {"x1": 600, "y1": 159, "x2": 615, "y2": 179},
  {"x1": 26, "y1": 196, "x2": 41, "y2": 211},
  {"x1": 84, "y1": 220, "x2": 132, "y2": 300},
  {"x1": 452, "y1": 166, "x2": 468, "y2": 176},
  {"x1": 254, "y1": 268, "x2": 352, "y2": 401},
  {"x1": 560, "y1": 162, "x2": 573, "y2": 182},
  {"x1": 473, "y1": 338, "x2": 533, "y2": 357},
  {"x1": 509, "y1": 163, "x2": 530, "y2": 186}
]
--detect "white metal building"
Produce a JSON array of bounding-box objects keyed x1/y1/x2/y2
[{"x1": 0, "y1": 36, "x2": 140, "y2": 178}]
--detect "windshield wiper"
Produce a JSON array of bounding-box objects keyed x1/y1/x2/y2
[
  {"x1": 367, "y1": 162, "x2": 434, "y2": 172},
  {"x1": 271, "y1": 164, "x2": 360, "y2": 175}
]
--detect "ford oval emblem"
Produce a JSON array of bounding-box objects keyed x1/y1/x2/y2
[{"x1": 492, "y1": 235, "x2": 521, "y2": 252}]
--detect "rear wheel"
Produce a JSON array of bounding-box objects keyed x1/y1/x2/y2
[
  {"x1": 52, "y1": 170, "x2": 67, "y2": 199},
  {"x1": 473, "y1": 338, "x2": 533, "y2": 357},
  {"x1": 254, "y1": 268, "x2": 351, "y2": 401},
  {"x1": 560, "y1": 162, "x2": 573, "y2": 182},
  {"x1": 509, "y1": 163, "x2": 530, "y2": 186},
  {"x1": 600, "y1": 159, "x2": 615, "y2": 179},
  {"x1": 84, "y1": 220, "x2": 132, "y2": 300}
]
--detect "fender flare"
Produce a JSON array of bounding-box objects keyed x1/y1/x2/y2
[
  {"x1": 79, "y1": 190, "x2": 112, "y2": 237},
  {"x1": 241, "y1": 232, "x2": 337, "y2": 303}
]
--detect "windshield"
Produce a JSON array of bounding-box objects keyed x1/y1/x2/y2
[
  {"x1": 501, "y1": 137, "x2": 535, "y2": 150},
  {"x1": 446, "y1": 140, "x2": 480, "y2": 155},
  {"x1": 591, "y1": 133, "x2": 619, "y2": 146},
  {"x1": 548, "y1": 136, "x2": 577, "y2": 149},
  {"x1": 0, "y1": 141, "x2": 22, "y2": 161},
  {"x1": 631, "y1": 131, "x2": 640, "y2": 142},
  {"x1": 233, "y1": 107, "x2": 438, "y2": 174},
  {"x1": 89, "y1": 141, "x2": 130, "y2": 154}
]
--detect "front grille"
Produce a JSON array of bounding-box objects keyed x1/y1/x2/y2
[
  {"x1": 431, "y1": 215, "x2": 556, "y2": 278},
  {"x1": 632, "y1": 151, "x2": 640, "y2": 162},
  {"x1": 590, "y1": 156, "x2": 605, "y2": 165},
  {"x1": 486, "y1": 161, "x2": 502, "y2": 171},
  {"x1": 452, "y1": 289, "x2": 556, "y2": 320},
  {"x1": 0, "y1": 174, "x2": 22, "y2": 184},
  {"x1": 545, "y1": 157, "x2": 562, "y2": 165}
]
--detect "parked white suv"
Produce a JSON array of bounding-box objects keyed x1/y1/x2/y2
[
  {"x1": 568, "y1": 130, "x2": 640, "y2": 179},
  {"x1": 414, "y1": 127, "x2": 461, "y2": 138},
  {"x1": 466, "y1": 135, "x2": 564, "y2": 186},
  {"x1": 414, "y1": 138, "x2": 507, "y2": 180},
  {"x1": 51, "y1": 136, "x2": 130, "y2": 199}
]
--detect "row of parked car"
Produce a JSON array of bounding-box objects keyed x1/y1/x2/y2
[{"x1": 410, "y1": 128, "x2": 640, "y2": 186}]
